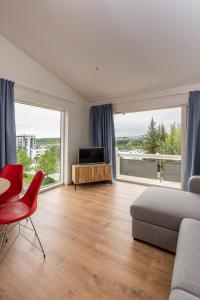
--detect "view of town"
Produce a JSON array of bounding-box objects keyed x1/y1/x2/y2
[
  {"x1": 15, "y1": 103, "x2": 61, "y2": 188},
  {"x1": 114, "y1": 108, "x2": 182, "y2": 185},
  {"x1": 115, "y1": 117, "x2": 181, "y2": 155},
  {"x1": 16, "y1": 135, "x2": 61, "y2": 187}
]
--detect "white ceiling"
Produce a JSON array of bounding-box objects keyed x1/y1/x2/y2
[{"x1": 1, "y1": 0, "x2": 200, "y2": 101}]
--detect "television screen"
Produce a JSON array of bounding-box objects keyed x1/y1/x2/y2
[{"x1": 79, "y1": 147, "x2": 105, "y2": 164}]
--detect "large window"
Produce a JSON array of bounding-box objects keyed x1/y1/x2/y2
[
  {"x1": 15, "y1": 102, "x2": 63, "y2": 189},
  {"x1": 114, "y1": 107, "x2": 182, "y2": 188}
]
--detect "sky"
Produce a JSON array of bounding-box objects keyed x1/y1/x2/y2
[
  {"x1": 15, "y1": 103, "x2": 181, "y2": 139},
  {"x1": 15, "y1": 103, "x2": 61, "y2": 138},
  {"x1": 114, "y1": 107, "x2": 181, "y2": 137}
]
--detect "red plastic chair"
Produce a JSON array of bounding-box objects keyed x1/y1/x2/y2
[
  {"x1": 0, "y1": 164, "x2": 23, "y2": 204},
  {"x1": 0, "y1": 171, "x2": 46, "y2": 259}
]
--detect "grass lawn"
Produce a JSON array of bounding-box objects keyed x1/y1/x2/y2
[
  {"x1": 23, "y1": 173, "x2": 58, "y2": 186},
  {"x1": 23, "y1": 173, "x2": 34, "y2": 184}
]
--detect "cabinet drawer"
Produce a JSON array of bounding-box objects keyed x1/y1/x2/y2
[
  {"x1": 72, "y1": 164, "x2": 112, "y2": 185},
  {"x1": 75, "y1": 166, "x2": 94, "y2": 183},
  {"x1": 94, "y1": 165, "x2": 112, "y2": 181},
  {"x1": 105, "y1": 165, "x2": 112, "y2": 180}
]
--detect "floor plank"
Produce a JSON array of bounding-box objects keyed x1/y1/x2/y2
[{"x1": 0, "y1": 181, "x2": 174, "y2": 300}]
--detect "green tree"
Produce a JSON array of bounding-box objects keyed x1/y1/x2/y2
[
  {"x1": 116, "y1": 136, "x2": 145, "y2": 151},
  {"x1": 38, "y1": 147, "x2": 58, "y2": 177},
  {"x1": 144, "y1": 118, "x2": 159, "y2": 154},
  {"x1": 158, "y1": 123, "x2": 167, "y2": 142},
  {"x1": 17, "y1": 148, "x2": 32, "y2": 172},
  {"x1": 158, "y1": 123, "x2": 167, "y2": 153},
  {"x1": 159, "y1": 123, "x2": 181, "y2": 155}
]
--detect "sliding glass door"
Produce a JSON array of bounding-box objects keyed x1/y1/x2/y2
[
  {"x1": 114, "y1": 107, "x2": 182, "y2": 188},
  {"x1": 15, "y1": 102, "x2": 64, "y2": 189}
]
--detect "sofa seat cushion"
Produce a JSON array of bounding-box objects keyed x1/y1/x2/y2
[
  {"x1": 169, "y1": 289, "x2": 200, "y2": 300},
  {"x1": 130, "y1": 187, "x2": 200, "y2": 232},
  {"x1": 171, "y1": 219, "x2": 200, "y2": 298}
]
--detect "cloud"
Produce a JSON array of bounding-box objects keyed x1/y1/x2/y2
[
  {"x1": 16, "y1": 103, "x2": 181, "y2": 140},
  {"x1": 114, "y1": 107, "x2": 181, "y2": 137},
  {"x1": 15, "y1": 103, "x2": 61, "y2": 138}
]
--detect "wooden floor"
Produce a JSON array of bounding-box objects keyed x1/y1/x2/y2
[{"x1": 0, "y1": 181, "x2": 174, "y2": 300}]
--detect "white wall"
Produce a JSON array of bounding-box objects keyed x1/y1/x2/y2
[
  {"x1": 92, "y1": 86, "x2": 191, "y2": 113},
  {"x1": 0, "y1": 34, "x2": 89, "y2": 184},
  {"x1": 91, "y1": 81, "x2": 200, "y2": 113},
  {"x1": 112, "y1": 93, "x2": 188, "y2": 113}
]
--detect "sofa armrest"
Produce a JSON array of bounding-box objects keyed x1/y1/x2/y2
[{"x1": 189, "y1": 176, "x2": 200, "y2": 194}]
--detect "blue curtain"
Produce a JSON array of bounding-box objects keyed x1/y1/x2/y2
[
  {"x1": 0, "y1": 79, "x2": 16, "y2": 170},
  {"x1": 90, "y1": 104, "x2": 116, "y2": 179},
  {"x1": 184, "y1": 91, "x2": 200, "y2": 190}
]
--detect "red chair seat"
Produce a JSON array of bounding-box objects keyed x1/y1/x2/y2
[
  {"x1": 0, "y1": 201, "x2": 30, "y2": 224},
  {"x1": 0, "y1": 190, "x2": 20, "y2": 204},
  {"x1": 0, "y1": 164, "x2": 23, "y2": 204}
]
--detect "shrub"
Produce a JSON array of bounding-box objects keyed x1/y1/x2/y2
[{"x1": 43, "y1": 177, "x2": 55, "y2": 185}]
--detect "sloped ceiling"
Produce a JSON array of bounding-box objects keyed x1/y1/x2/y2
[{"x1": 0, "y1": 0, "x2": 200, "y2": 101}]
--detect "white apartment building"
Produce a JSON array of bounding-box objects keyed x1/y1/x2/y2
[
  {"x1": 30, "y1": 147, "x2": 47, "y2": 160},
  {"x1": 16, "y1": 134, "x2": 36, "y2": 157}
]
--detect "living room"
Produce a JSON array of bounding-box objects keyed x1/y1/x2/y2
[{"x1": 0, "y1": 1, "x2": 200, "y2": 299}]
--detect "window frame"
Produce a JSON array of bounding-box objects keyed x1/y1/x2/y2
[
  {"x1": 114, "y1": 104, "x2": 186, "y2": 189},
  {"x1": 15, "y1": 100, "x2": 65, "y2": 192}
]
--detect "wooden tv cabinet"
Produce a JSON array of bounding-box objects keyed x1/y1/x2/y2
[{"x1": 72, "y1": 163, "x2": 112, "y2": 190}]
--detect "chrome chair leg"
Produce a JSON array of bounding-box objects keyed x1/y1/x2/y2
[
  {"x1": 0, "y1": 225, "x2": 4, "y2": 238},
  {"x1": 29, "y1": 217, "x2": 46, "y2": 258},
  {"x1": 0, "y1": 220, "x2": 46, "y2": 261},
  {"x1": 0, "y1": 225, "x2": 8, "y2": 249},
  {"x1": 0, "y1": 226, "x2": 6, "y2": 249},
  {"x1": 0, "y1": 224, "x2": 20, "y2": 264}
]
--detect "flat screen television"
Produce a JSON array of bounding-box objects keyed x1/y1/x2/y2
[{"x1": 79, "y1": 147, "x2": 105, "y2": 164}]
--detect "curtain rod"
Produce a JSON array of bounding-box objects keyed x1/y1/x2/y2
[
  {"x1": 15, "y1": 82, "x2": 75, "y2": 103},
  {"x1": 92, "y1": 84, "x2": 200, "y2": 105},
  {"x1": 94, "y1": 90, "x2": 189, "y2": 105},
  {"x1": 0, "y1": 77, "x2": 75, "y2": 103}
]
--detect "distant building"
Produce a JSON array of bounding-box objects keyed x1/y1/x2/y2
[
  {"x1": 31, "y1": 147, "x2": 47, "y2": 160},
  {"x1": 116, "y1": 135, "x2": 144, "y2": 142},
  {"x1": 116, "y1": 136, "x2": 133, "y2": 142},
  {"x1": 16, "y1": 134, "x2": 36, "y2": 156}
]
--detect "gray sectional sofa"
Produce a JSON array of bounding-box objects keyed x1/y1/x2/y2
[
  {"x1": 130, "y1": 176, "x2": 200, "y2": 300},
  {"x1": 169, "y1": 218, "x2": 200, "y2": 300}
]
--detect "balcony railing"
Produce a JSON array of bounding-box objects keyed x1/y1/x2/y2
[{"x1": 116, "y1": 150, "x2": 181, "y2": 188}]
